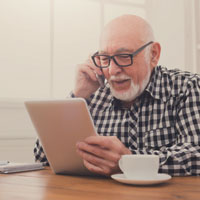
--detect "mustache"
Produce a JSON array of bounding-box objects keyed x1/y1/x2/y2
[{"x1": 109, "y1": 74, "x2": 131, "y2": 81}]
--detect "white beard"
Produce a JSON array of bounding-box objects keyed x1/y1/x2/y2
[{"x1": 109, "y1": 68, "x2": 151, "y2": 102}]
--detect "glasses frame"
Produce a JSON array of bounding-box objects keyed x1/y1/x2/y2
[{"x1": 92, "y1": 41, "x2": 153, "y2": 68}]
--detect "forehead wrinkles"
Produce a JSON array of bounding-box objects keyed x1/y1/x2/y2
[
  {"x1": 99, "y1": 29, "x2": 142, "y2": 54},
  {"x1": 99, "y1": 47, "x2": 133, "y2": 54},
  {"x1": 100, "y1": 36, "x2": 135, "y2": 54}
]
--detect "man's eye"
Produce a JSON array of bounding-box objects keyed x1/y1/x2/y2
[
  {"x1": 100, "y1": 56, "x2": 109, "y2": 61},
  {"x1": 117, "y1": 54, "x2": 130, "y2": 59}
]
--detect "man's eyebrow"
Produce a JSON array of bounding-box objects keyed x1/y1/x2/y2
[
  {"x1": 115, "y1": 48, "x2": 133, "y2": 53},
  {"x1": 99, "y1": 48, "x2": 134, "y2": 54}
]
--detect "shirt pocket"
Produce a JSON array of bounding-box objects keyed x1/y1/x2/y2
[{"x1": 144, "y1": 127, "x2": 177, "y2": 149}]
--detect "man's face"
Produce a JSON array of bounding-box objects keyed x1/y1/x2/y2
[{"x1": 100, "y1": 32, "x2": 152, "y2": 102}]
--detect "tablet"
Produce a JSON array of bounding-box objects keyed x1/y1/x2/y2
[{"x1": 25, "y1": 98, "x2": 97, "y2": 176}]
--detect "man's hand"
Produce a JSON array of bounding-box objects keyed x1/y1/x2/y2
[
  {"x1": 73, "y1": 55, "x2": 103, "y2": 99},
  {"x1": 76, "y1": 136, "x2": 132, "y2": 176}
]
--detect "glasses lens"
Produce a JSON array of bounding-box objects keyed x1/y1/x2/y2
[
  {"x1": 93, "y1": 54, "x2": 132, "y2": 68},
  {"x1": 94, "y1": 55, "x2": 109, "y2": 68},
  {"x1": 114, "y1": 54, "x2": 132, "y2": 66}
]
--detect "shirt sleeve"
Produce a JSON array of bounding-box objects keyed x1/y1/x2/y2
[
  {"x1": 132, "y1": 79, "x2": 200, "y2": 176},
  {"x1": 33, "y1": 138, "x2": 49, "y2": 166}
]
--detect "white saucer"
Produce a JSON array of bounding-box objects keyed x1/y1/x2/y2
[{"x1": 111, "y1": 173, "x2": 171, "y2": 185}]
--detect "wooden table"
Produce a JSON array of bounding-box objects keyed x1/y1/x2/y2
[{"x1": 0, "y1": 167, "x2": 200, "y2": 200}]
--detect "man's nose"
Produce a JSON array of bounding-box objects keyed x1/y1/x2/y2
[{"x1": 108, "y1": 58, "x2": 122, "y2": 76}]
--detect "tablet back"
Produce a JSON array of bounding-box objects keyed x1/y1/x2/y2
[{"x1": 25, "y1": 98, "x2": 97, "y2": 175}]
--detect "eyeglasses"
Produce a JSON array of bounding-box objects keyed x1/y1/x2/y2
[{"x1": 91, "y1": 41, "x2": 153, "y2": 68}]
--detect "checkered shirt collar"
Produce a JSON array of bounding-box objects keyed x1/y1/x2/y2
[{"x1": 145, "y1": 65, "x2": 172, "y2": 102}]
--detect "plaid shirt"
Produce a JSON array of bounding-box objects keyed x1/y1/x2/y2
[{"x1": 34, "y1": 66, "x2": 200, "y2": 176}]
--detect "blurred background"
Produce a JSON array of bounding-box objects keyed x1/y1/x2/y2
[{"x1": 0, "y1": 0, "x2": 199, "y2": 162}]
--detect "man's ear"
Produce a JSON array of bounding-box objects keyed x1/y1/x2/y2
[{"x1": 150, "y1": 42, "x2": 161, "y2": 69}]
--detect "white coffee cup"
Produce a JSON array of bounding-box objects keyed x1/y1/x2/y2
[{"x1": 118, "y1": 154, "x2": 159, "y2": 179}]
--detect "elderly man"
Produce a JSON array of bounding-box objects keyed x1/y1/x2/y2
[{"x1": 34, "y1": 15, "x2": 200, "y2": 176}]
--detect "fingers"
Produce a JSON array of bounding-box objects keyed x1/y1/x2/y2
[
  {"x1": 78, "y1": 63, "x2": 97, "y2": 82},
  {"x1": 76, "y1": 141, "x2": 121, "y2": 163},
  {"x1": 85, "y1": 58, "x2": 103, "y2": 77},
  {"x1": 83, "y1": 160, "x2": 113, "y2": 176},
  {"x1": 86, "y1": 57, "x2": 103, "y2": 75},
  {"x1": 84, "y1": 136, "x2": 131, "y2": 155},
  {"x1": 83, "y1": 160, "x2": 104, "y2": 175},
  {"x1": 77, "y1": 58, "x2": 102, "y2": 82},
  {"x1": 76, "y1": 136, "x2": 131, "y2": 175},
  {"x1": 77, "y1": 147, "x2": 119, "y2": 176},
  {"x1": 73, "y1": 55, "x2": 102, "y2": 98}
]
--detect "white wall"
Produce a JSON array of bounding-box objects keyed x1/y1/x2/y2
[
  {"x1": 0, "y1": 0, "x2": 198, "y2": 162},
  {"x1": 0, "y1": 139, "x2": 35, "y2": 163},
  {"x1": 146, "y1": 0, "x2": 185, "y2": 70},
  {"x1": 0, "y1": 100, "x2": 37, "y2": 162},
  {"x1": 0, "y1": 0, "x2": 51, "y2": 99}
]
